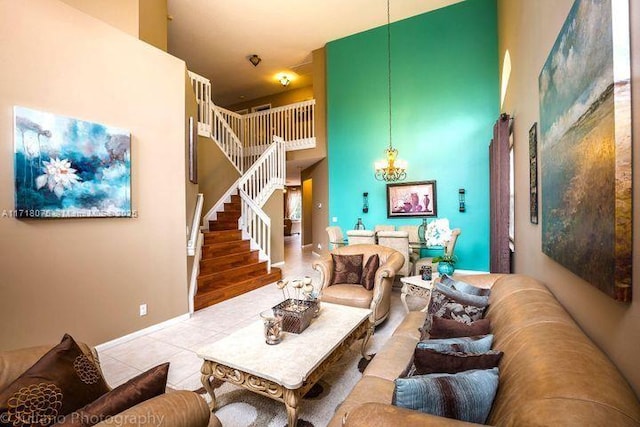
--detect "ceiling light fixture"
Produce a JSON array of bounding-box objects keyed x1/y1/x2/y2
[
  {"x1": 279, "y1": 75, "x2": 291, "y2": 87},
  {"x1": 374, "y1": 0, "x2": 407, "y2": 182},
  {"x1": 248, "y1": 54, "x2": 261, "y2": 67}
]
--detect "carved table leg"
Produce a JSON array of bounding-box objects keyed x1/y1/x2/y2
[
  {"x1": 361, "y1": 322, "x2": 374, "y2": 360},
  {"x1": 400, "y1": 284, "x2": 410, "y2": 313},
  {"x1": 200, "y1": 361, "x2": 218, "y2": 410},
  {"x1": 283, "y1": 388, "x2": 300, "y2": 427}
]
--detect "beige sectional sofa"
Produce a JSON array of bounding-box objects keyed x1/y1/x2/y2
[{"x1": 329, "y1": 274, "x2": 640, "y2": 426}]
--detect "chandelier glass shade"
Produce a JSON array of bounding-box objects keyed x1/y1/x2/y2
[{"x1": 374, "y1": 0, "x2": 407, "y2": 182}]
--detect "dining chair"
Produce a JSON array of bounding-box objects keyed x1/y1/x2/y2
[
  {"x1": 346, "y1": 229, "x2": 376, "y2": 245},
  {"x1": 374, "y1": 225, "x2": 395, "y2": 233},
  {"x1": 326, "y1": 226, "x2": 347, "y2": 250},
  {"x1": 398, "y1": 225, "x2": 421, "y2": 266},
  {"x1": 376, "y1": 230, "x2": 412, "y2": 276},
  {"x1": 415, "y1": 228, "x2": 462, "y2": 273}
]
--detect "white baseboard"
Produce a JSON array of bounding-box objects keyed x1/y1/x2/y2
[
  {"x1": 311, "y1": 251, "x2": 322, "y2": 257},
  {"x1": 271, "y1": 261, "x2": 285, "y2": 267},
  {"x1": 95, "y1": 313, "x2": 190, "y2": 352},
  {"x1": 302, "y1": 243, "x2": 313, "y2": 248}
]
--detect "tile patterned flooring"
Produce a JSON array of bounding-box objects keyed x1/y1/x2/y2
[{"x1": 98, "y1": 235, "x2": 324, "y2": 390}]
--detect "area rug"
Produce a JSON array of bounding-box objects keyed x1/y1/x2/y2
[{"x1": 195, "y1": 304, "x2": 405, "y2": 427}]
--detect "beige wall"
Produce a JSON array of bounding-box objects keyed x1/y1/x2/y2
[
  {"x1": 302, "y1": 179, "x2": 313, "y2": 245},
  {"x1": 60, "y1": 0, "x2": 139, "y2": 37},
  {"x1": 225, "y1": 86, "x2": 314, "y2": 112},
  {"x1": 301, "y1": 159, "x2": 329, "y2": 255},
  {"x1": 185, "y1": 74, "x2": 199, "y2": 288},
  {"x1": 197, "y1": 136, "x2": 241, "y2": 218},
  {"x1": 139, "y1": 0, "x2": 167, "y2": 51},
  {"x1": 0, "y1": 0, "x2": 189, "y2": 349},
  {"x1": 499, "y1": 0, "x2": 640, "y2": 396},
  {"x1": 263, "y1": 190, "x2": 284, "y2": 264}
]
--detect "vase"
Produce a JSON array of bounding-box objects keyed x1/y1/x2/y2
[
  {"x1": 417, "y1": 218, "x2": 427, "y2": 242},
  {"x1": 437, "y1": 261, "x2": 455, "y2": 276},
  {"x1": 354, "y1": 218, "x2": 365, "y2": 230}
]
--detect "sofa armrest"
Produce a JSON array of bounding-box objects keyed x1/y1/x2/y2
[
  {"x1": 451, "y1": 273, "x2": 507, "y2": 290},
  {"x1": 313, "y1": 257, "x2": 334, "y2": 290},
  {"x1": 94, "y1": 390, "x2": 214, "y2": 427},
  {"x1": 344, "y1": 403, "x2": 479, "y2": 427}
]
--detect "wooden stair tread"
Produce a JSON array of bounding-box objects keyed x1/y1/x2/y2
[{"x1": 197, "y1": 261, "x2": 268, "y2": 289}]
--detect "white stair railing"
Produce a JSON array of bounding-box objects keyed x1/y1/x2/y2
[
  {"x1": 211, "y1": 106, "x2": 244, "y2": 173},
  {"x1": 237, "y1": 137, "x2": 286, "y2": 262},
  {"x1": 188, "y1": 71, "x2": 212, "y2": 136}
]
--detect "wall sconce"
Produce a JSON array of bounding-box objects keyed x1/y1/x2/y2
[
  {"x1": 279, "y1": 75, "x2": 291, "y2": 87},
  {"x1": 248, "y1": 54, "x2": 261, "y2": 67},
  {"x1": 459, "y1": 189, "x2": 466, "y2": 212},
  {"x1": 363, "y1": 192, "x2": 369, "y2": 213}
]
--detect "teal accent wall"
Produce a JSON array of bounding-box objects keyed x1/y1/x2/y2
[{"x1": 326, "y1": 0, "x2": 498, "y2": 271}]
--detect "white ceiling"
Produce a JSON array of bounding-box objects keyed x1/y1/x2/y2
[{"x1": 167, "y1": 0, "x2": 463, "y2": 106}]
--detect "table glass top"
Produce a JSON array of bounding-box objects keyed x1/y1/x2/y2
[{"x1": 197, "y1": 302, "x2": 371, "y2": 389}]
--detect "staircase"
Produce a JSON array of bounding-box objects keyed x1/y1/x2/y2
[
  {"x1": 187, "y1": 71, "x2": 315, "y2": 312},
  {"x1": 194, "y1": 195, "x2": 281, "y2": 310}
]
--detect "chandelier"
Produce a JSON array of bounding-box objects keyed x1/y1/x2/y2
[{"x1": 374, "y1": 0, "x2": 407, "y2": 182}]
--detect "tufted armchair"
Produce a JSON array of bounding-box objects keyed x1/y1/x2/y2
[{"x1": 312, "y1": 244, "x2": 405, "y2": 326}]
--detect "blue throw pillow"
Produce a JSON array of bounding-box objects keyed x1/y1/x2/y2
[
  {"x1": 393, "y1": 368, "x2": 499, "y2": 424},
  {"x1": 441, "y1": 274, "x2": 491, "y2": 297},
  {"x1": 416, "y1": 334, "x2": 494, "y2": 353}
]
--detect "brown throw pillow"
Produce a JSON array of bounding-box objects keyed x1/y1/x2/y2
[
  {"x1": 360, "y1": 254, "x2": 379, "y2": 290},
  {"x1": 428, "y1": 316, "x2": 491, "y2": 339},
  {"x1": 428, "y1": 289, "x2": 487, "y2": 324},
  {"x1": 53, "y1": 363, "x2": 169, "y2": 426},
  {"x1": 0, "y1": 334, "x2": 109, "y2": 427},
  {"x1": 331, "y1": 254, "x2": 364, "y2": 285},
  {"x1": 413, "y1": 348, "x2": 503, "y2": 375}
]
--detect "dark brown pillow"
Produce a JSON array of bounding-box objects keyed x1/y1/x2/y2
[
  {"x1": 331, "y1": 254, "x2": 364, "y2": 285},
  {"x1": 53, "y1": 363, "x2": 169, "y2": 426},
  {"x1": 428, "y1": 316, "x2": 491, "y2": 339},
  {"x1": 0, "y1": 334, "x2": 109, "y2": 426},
  {"x1": 360, "y1": 254, "x2": 379, "y2": 290},
  {"x1": 413, "y1": 348, "x2": 503, "y2": 375}
]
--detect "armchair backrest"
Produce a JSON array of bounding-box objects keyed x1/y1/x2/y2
[
  {"x1": 374, "y1": 225, "x2": 395, "y2": 233},
  {"x1": 376, "y1": 230, "x2": 411, "y2": 276},
  {"x1": 446, "y1": 228, "x2": 461, "y2": 256}
]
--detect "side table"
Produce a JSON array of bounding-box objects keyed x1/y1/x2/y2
[{"x1": 399, "y1": 275, "x2": 436, "y2": 313}]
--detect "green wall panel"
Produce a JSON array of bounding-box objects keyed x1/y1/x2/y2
[{"x1": 327, "y1": 0, "x2": 498, "y2": 271}]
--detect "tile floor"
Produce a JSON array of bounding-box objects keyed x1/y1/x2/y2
[{"x1": 98, "y1": 235, "x2": 325, "y2": 391}]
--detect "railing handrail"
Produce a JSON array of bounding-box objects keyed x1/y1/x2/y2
[
  {"x1": 216, "y1": 106, "x2": 244, "y2": 120},
  {"x1": 238, "y1": 140, "x2": 279, "y2": 187},
  {"x1": 211, "y1": 104, "x2": 244, "y2": 173},
  {"x1": 238, "y1": 189, "x2": 271, "y2": 226},
  {"x1": 243, "y1": 99, "x2": 316, "y2": 119},
  {"x1": 187, "y1": 193, "x2": 204, "y2": 256}
]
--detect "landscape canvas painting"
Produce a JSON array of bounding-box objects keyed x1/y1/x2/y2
[
  {"x1": 539, "y1": 0, "x2": 632, "y2": 301},
  {"x1": 14, "y1": 107, "x2": 132, "y2": 218}
]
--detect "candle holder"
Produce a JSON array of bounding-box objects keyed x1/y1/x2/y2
[{"x1": 260, "y1": 309, "x2": 283, "y2": 345}]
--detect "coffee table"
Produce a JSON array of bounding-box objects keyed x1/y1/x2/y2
[{"x1": 197, "y1": 302, "x2": 373, "y2": 426}]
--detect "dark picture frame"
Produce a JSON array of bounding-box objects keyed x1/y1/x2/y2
[
  {"x1": 529, "y1": 122, "x2": 538, "y2": 224},
  {"x1": 387, "y1": 180, "x2": 437, "y2": 218},
  {"x1": 189, "y1": 116, "x2": 198, "y2": 184}
]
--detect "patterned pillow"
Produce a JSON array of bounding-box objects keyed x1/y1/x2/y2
[
  {"x1": 427, "y1": 317, "x2": 491, "y2": 339},
  {"x1": 412, "y1": 349, "x2": 503, "y2": 375},
  {"x1": 428, "y1": 289, "x2": 487, "y2": 324},
  {"x1": 393, "y1": 368, "x2": 499, "y2": 424},
  {"x1": 434, "y1": 282, "x2": 490, "y2": 307},
  {"x1": 53, "y1": 363, "x2": 169, "y2": 426},
  {"x1": 416, "y1": 334, "x2": 494, "y2": 354},
  {"x1": 0, "y1": 334, "x2": 109, "y2": 427},
  {"x1": 331, "y1": 254, "x2": 364, "y2": 285},
  {"x1": 360, "y1": 254, "x2": 379, "y2": 291},
  {"x1": 440, "y1": 274, "x2": 491, "y2": 297}
]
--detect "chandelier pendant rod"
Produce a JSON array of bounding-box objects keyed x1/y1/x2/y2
[{"x1": 387, "y1": 0, "x2": 393, "y2": 151}]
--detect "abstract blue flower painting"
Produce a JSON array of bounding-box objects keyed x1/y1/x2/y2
[{"x1": 14, "y1": 106, "x2": 132, "y2": 218}]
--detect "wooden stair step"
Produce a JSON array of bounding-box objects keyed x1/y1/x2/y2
[
  {"x1": 223, "y1": 202, "x2": 241, "y2": 212},
  {"x1": 217, "y1": 211, "x2": 241, "y2": 221},
  {"x1": 202, "y1": 240, "x2": 250, "y2": 259},
  {"x1": 203, "y1": 230, "x2": 242, "y2": 245},
  {"x1": 198, "y1": 261, "x2": 268, "y2": 289},
  {"x1": 199, "y1": 250, "x2": 260, "y2": 276},
  {"x1": 230, "y1": 194, "x2": 240, "y2": 203},
  {"x1": 208, "y1": 220, "x2": 239, "y2": 232},
  {"x1": 195, "y1": 268, "x2": 282, "y2": 310}
]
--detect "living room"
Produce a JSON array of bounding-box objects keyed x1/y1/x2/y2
[{"x1": 0, "y1": 0, "x2": 638, "y2": 425}]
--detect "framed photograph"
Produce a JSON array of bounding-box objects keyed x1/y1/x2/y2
[
  {"x1": 189, "y1": 116, "x2": 198, "y2": 184},
  {"x1": 387, "y1": 180, "x2": 437, "y2": 218},
  {"x1": 529, "y1": 123, "x2": 538, "y2": 224}
]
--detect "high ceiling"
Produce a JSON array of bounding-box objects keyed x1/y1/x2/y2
[{"x1": 167, "y1": 0, "x2": 463, "y2": 107}]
